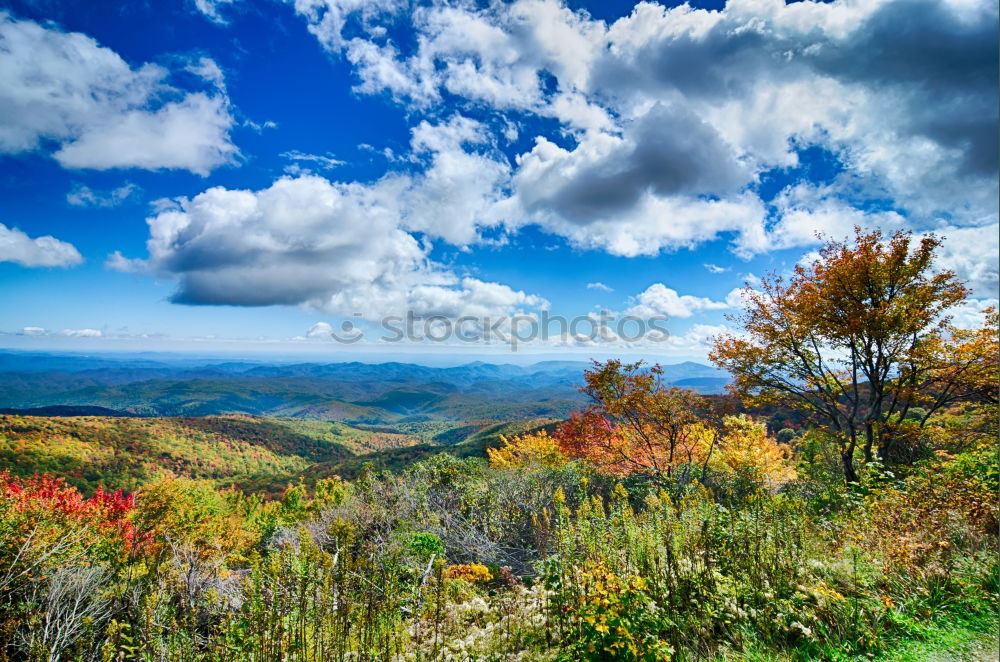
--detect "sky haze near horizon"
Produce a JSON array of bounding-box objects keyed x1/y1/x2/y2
[{"x1": 0, "y1": 0, "x2": 996, "y2": 362}]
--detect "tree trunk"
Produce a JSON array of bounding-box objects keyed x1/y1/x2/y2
[
  {"x1": 863, "y1": 423, "x2": 874, "y2": 463},
  {"x1": 841, "y1": 451, "x2": 859, "y2": 484}
]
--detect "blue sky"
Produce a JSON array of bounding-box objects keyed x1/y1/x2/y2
[{"x1": 0, "y1": 0, "x2": 996, "y2": 361}]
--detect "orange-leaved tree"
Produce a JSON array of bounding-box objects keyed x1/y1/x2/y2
[
  {"x1": 554, "y1": 360, "x2": 724, "y2": 481},
  {"x1": 710, "y1": 227, "x2": 987, "y2": 483}
]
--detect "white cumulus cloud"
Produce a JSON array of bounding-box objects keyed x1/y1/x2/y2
[
  {"x1": 114, "y1": 173, "x2": 544, "y2": 320},
  {"x1": 289, "y1": 0, "x2": 997, "y2": 261},
  {"x1": 626, "y1": 284, "x2": 730, "y2": 319},
  {"x1": 0, "y1": 12, "x2": 238, "y2": 175},
  {"x1": 931, "y1": 223, "x2": 1000, "y2": 299},
  {"x1": 0, "y1": 223, "x2": 82, "y2": 267}
]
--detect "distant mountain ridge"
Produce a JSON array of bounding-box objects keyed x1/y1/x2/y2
[{"x1": 0, "y1": 352, "x2": 731, "y2": 422}]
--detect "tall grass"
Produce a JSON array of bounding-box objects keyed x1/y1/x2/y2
[{"x1": 1, "y1": 440, "x2": 996, "y2": 661}]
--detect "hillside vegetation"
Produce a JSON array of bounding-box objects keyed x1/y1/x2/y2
[
  {"x1": 281, "y1": 418, "x2": 561, "y2": 485},
  {"x1": 0, "y1": 231, "x2": 995, "y2": 661},
  {"x1": 0, "y1": 407, "x2": 994, "y2": 661},
  {"x1": 0, "y1": 415, "x2": 422, "y2": 495},
  {"x1": 0, "y1": 414, "x2": 559, "y2": 496}
]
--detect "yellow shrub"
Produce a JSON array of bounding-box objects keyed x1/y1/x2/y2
[
  {"x1": 711, "y1": 415, "x2": 796, "y2": 485},
  {"x1": 443, "y1": 563, "x2": 493, "y2": 583},
  {"x1": 487, "y1": 430, "x2": 567, "y2": 469}
]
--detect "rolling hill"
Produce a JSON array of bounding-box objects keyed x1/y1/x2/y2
[
  {"x1": 0, "y1": 414, "x2": 421, "y2": 495},
  {"x1": 0, "y1": 411, "x2": 564, "y2": 496}
]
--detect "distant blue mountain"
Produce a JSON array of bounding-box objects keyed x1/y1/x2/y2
[{"x1": 0, "y1": 351, "x2": 732, "y2": 419}]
